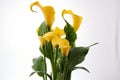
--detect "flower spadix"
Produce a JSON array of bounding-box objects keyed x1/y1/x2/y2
[
  {"x1": 30, "y1": 1, "x2": 55, "y2": 27},
  {"x1": 62, "y1": 9, "x2": 82, "y2": 32}
]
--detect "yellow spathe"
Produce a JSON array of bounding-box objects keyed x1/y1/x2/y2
[
  {"x1": 38, "y1": 27, "x2": 70, "y2": 56},
  {"x1": 53, "y1": 27, "x2": 65, "y2": 37},
  {"x1": 52, "y1": 36, "x2": 71, "y2": 56},
  {"x1": 57, "y1": 38, "x2": 71, "y2": 56},
  {"x1": 43, "y1": 32, "x2": 54, "y2": 42},
  {"x1": 30, "y1": 1, "x2": 55, "y2": 27},
  {"x1": 62, "y1": 9, "x2": 82, "y2": 32},
  {"x1": 39, "y1": 36, "x2": 45, "y2": 46}
]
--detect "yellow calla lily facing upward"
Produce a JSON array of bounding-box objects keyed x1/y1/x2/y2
[
  {"x1": 53, "y1": 27, "x2": 65, "y2": 37},
  {"x1": 52, "y1": 36, "x2": 71, "y2": 56},
  {"x1": 53, "y1": 37, "x2": 71, "y2": 56},
  {"x1": 30, "y1": 1, "x2": 55, "y2": 27},
  {"x1": 62, "y1": 9, "x2": 82, "y2": 32},
  {"x1": 39, "y1": 27, "x2": 70, "y2": 56}
]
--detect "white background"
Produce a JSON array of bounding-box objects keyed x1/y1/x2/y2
[{"x1": 0, "y1": 0, "x2": 120, "y2": 80}]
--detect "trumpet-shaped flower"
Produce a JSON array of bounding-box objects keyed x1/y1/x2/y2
[
  {"x1": 39, "y1": 27, "x2": 70, "y2": 56},
  {"x1": 38, "y1": 32, "x2": 54, "y2": 46},
  {"x1": 57, "y1": 38, "x2": 71, "y2": 56},
  {"x1": 62, "y1": 9, "x2": 82, "y2": 32},
  {"x1": 42, "y1": 32, "x2": 54, "y2": 42},
  {"x1": 53, "y1": 27, "x2": 65, "y2": 37},
  {"x1": 51, "y1": 36, "x2": 58, "y2": 48},
  {"x1": 39, "y1": 36, "x2": 45, "y2": 46},
  {"x1": 30, "y1": 1, "x2": 55, "y2": 27},
  {"x1": 61, "y1": 46, "x2": 71, "y2": 56},
  {"x1": 52, "y1": 36, "x2": 71, "y2": 56}
]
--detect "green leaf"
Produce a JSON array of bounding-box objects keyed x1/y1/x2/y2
[
  {"x1": 64, "y1": 21, "x2": 77, "y2": 47},
  {"x1": 56, "y1": 72, "x2": 64, "y2": 80},
  {"x1": 67, "y1": 47, "x2": 89, "y2": 69},
  {"x1": 71, "y1": 66, "x2": 90, "y2": 73},
  {"x1": 30, "y1": 71, "x2": 52, "y2": 80},
  {"x1": 32, "y1": 56, "x2": 46, "y2": 77},
  {"x1": 37, "y1": 21, "x2": 50, "y2": 36},
  {"x1": 29, "y1": 72, "x2": 36, "y2": 77}
]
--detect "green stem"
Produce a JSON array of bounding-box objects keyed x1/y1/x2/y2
[
  {"x1": 44, "y1": 56, "x2": 47, "y2": 80},
  {"x1": 63, "y1": 57, "x2": 67, "y2": 80},
  {"x1": 51, "y1": 58, "x2": 56, "y2": 80},
  {"x1": 43, "y1": 46, "x2": 47, "y2": 80},
  {"x1": 64, "y1": 69, "x2": 71, "y2": 80},
  {"x1": 67, "y1": 70, "x2": 71, "y2": 80},
  {"x1": 52, "y1": 48, "x2": 58, "y2": 80},
  {"x1": 50, "y1": 48, "x2": 54, "y2": 80},
  {"x1": 63, "y1": 57, "x2": 71, "y2": 80},
  {"x1": 63, "y1": 67, "x2": 67, "y2": 80},
  {"x1": 54, "y1": 47, "x2": 58, "y2": 80}
]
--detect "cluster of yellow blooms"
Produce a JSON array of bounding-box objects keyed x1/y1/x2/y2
[
  {"x1": 30, "y1": 1, "x2": 82, "y2": 56},
  {"x1": 29, "y1": 1, "x2": 98, "y2": 80}
]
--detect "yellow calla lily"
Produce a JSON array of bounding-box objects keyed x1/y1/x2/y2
[
  {"x1": 38, "y1": 26, "x2": 70, "y2": 56},
  {"x1": 58, "y1": 38, "x2": 69, "y2": 47},
  {"x1": 36, "y1": 27, "x2": 39, "y2": 34},
  {"x1": 43, "y1": 32, "x2": 54, "y2": 42},
  {"x1": 39, "y1": 27, "x2": 64, "y2": 45},
  {"x1": 58, "y1": 38, "x2": 71, "y2": 56},
  {"x1": 30, "y1": 1, "x2": 55, "y2": 27},
  {"x1": 62, "y1": 9, "x2": 82, "y2": 32},
  {"x1": 51, "y1": 36, "x2": 59, "y2": 47},
  {"x1": 53, "y1": 27, "x2": 65, "y2": 37},
  {"x1": 61, "y1": 46, "x2": 71, "y2": 56},
  {"x1": 39, "y1": 32, "x2": 54, "y2": 46},
  {"x1": 52, "y1": 36, "x2": 71, "y2": 56},
  {"x1": 39, "y1": 36, "x2": 45, "y2": 46}
]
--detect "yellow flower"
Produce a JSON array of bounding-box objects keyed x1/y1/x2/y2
[
  {"x1": 40, "y1": 27, "x2": 64, "y2": 44},
  {"x1": 57, "y1": 38, "x2": 71, "y2": 56},
  {"x1": 61, "y1": 46, "x2": 71, "y2": 56},
  {"x1": 51, "y1": 36, "x2": 59, "y2": 47},
  {"x1": 38, "y1": 32, "x2": 54, "y2": 47},
  {"x1": 38, "y1": 26, "x2": 70, "y2": 56},
  {"x1": 43, "y1": 32, "x2": 54, "y2": 42},
  {"x1": 36, "y1": 27, "x2": 39, "y2": 34},
  {"x1": 52, "y1": 36, "x2": 71, "y2": 56},
  {"x1": 39, "y1": 36, "x2": 45, "y2": 46},
  {"x1": 30, "y1": 1, "x2": 55, "y2": 27},
  {"x1": 62, "y1": 9, "x2": 82, "y2": 32},
  {"x1": 53, "y1": 27, "x2": 65, "y2": 37}
]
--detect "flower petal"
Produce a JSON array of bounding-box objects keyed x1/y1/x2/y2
[
  {"x1": 52, "y1": 36, "x2": 71, "y2": 56},
  {"x1": 58, "y1": 38, "x2": 71, "y2": 56},
  {"x1": 53, "y1": 27, "x2": 65, "y2": 37},
  {"x1": 43, "y1": 32, "x2": 54, "y2": 42},
  {"x1": 61, "y1": 46, "x2": 71, "y2": 56},
  {"x1": 39, "y1": 36, "x2": 45, "y2": 46},
  {"x1": 58, "y1": 38, "x2": 70, "y2": 47},
  {"x1": 51, "y1": 36, "x2": 59, "y2": 47},
  {"x1": 30, "y1": 1, "x2": 55, "y2": 27},
  {"x1": 62, "y1": 9, "x2": 82, "y2": 32}
]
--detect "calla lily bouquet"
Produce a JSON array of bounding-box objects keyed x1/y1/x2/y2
[{"x1": 30, "y1": 1, "x2": 97, "y2": 80}]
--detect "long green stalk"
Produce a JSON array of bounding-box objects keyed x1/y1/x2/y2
[{"x1": 44, "y1": 57, "x2": 47, "y2": 80}]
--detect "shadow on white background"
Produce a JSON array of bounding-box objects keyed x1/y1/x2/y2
[{"x1": 0, "y1": 0, "x2": 120, "y2": 80}]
